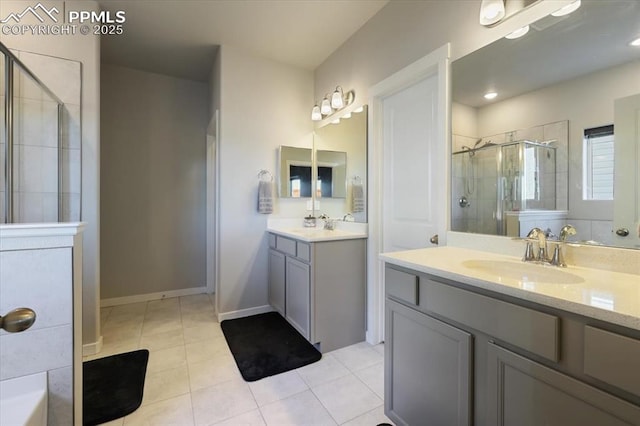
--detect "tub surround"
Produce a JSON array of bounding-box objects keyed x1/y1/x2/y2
[
  {"x1": 0, "y1": 223, "x2": 84, "y2": 425},
  {"x1": 267, "y1": 218, "x2": 367, "y2": 242},
  {"x1": 380, "y1": 246, "x2": 640, "y2": 331}
]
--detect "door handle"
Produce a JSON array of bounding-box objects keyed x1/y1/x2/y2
[
  {"x1": 0, "y1": 307, "x2": 36, "y2": 333},
  {"x1": 430, "y1": 234, "x2": 439, "y2": 245},
  {"x1": 615, "y1": 228, "x2": 629, "y2": 237}
]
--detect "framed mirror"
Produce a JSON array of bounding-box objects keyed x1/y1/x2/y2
[
  {"x1": 451, "y1": 1, "x2": 640, "y2": 249},
  {"x1": 314, "y1": 105, "x2": 368, "y2": 222},
  {"x1": 278, "y1": 146, "x2": 312, "y2": 198}
]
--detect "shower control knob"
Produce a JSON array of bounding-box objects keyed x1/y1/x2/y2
[
  {"x1": 458, "y1": 196, "x2": 470, "y2": 207},
  {"x1": 615, "y1": 228, "x2": 629, "y2": 237},
  {"x1": 0, "y1": 307, "x2": 36, "y2": 333}
]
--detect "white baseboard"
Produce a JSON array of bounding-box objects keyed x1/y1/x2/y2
[
  {"x1": 83, "y1": 335, "x2": 103, "y2": 356},
  {"x1": 217, "y1": 305, "x2": 273, "y2": 322},
  {"x1": 101, "y1": 287, "x2": 210, "y2": 307}
]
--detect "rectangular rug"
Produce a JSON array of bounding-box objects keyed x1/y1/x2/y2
[
  {"x1": 221, "y1": 312, "x2": 321, "y2": 382},
  {"x1": 83, "y1": 349, "x2": 149, "y2": 426}
]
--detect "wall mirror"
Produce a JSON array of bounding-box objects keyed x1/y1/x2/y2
[
  {"x1": 314, "y1": 105, "x2": 368, "y2": 222},
  {"x1": 451, "y1": 1, "x2": 640, "y2": 249},
  {"x1": 279, "y1": 146, "x2": 312, "y2": 198}
]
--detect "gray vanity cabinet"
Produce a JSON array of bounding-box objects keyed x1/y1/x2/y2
[
  {"x1": 384, "y1": 264, "x2": 640, "y2": 426},
  {"x1": 268, "y1": 233, "x2": 366, "y2": 352},
  {"x1": 487, "y1": 343, "x2": 640, "y2": 426},
  {"x1": 268, "y1": 249, "x2": 286, "y2": 316},
  {"x1": 285, "y1": 256, "x2": 311, "y2": 339},
  {"x1": 386, "y1": 299, "x2": 472, "y2": 426}
]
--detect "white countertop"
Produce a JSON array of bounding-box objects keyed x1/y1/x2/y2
[
  {"x1": 380, "y1": 246, "x2": 640, "y2": 331},
  {"x1": 267, "y1": 218, "x2": 367, "y2": 242}
]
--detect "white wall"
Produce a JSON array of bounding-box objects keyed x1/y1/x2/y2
[
  {"x1": 0, "y1": 0, "x2": 101, "y2": 349},
  {"x1": 215, "y1": 45, "x2": 313, "y2": 316},
  {"x1": 100, "y1": 64, "x2": 208, "y2": 301}
]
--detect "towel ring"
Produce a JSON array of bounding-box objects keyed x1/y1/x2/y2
[{"x1": 258, "y1": 170, "x2": 273, "y2": 182}]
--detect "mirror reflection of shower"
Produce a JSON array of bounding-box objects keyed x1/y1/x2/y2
[{"x1": 452, "y1": 121, "x2": 566, "y2": 237}]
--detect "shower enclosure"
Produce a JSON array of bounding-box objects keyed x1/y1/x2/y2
[
  {"x1": 452, "y1": 140, "x2": 557, "y2": 236},
  {"x1": 1, "y1": 42, "x2": 70, "y2": 223}
]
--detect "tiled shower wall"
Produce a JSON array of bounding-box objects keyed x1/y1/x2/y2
[{"x1": 1, "y1": 50, "x2": 81, "y2": 223}]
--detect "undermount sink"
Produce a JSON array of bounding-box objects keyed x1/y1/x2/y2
[{"x1": 462, "y1": 259, "x2": 585, "y2": 284}]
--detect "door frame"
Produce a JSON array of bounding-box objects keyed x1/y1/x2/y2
[{"x1": 366, "y1": 44, "x2": 451, "y2": 344}]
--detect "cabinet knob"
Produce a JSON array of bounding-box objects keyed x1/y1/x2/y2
[
  {"x1": 430, "y1": 234, "x2": 439, "y2": 245},
  {"x1": 615, "y1": 228, "x2": 629, "y2": 237},
  {"x1": 0, "y1": 307, "x2": 36, "y2": 333}
]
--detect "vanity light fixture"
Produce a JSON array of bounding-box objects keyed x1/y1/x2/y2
[
  {"x1": 550, "y1": 0, "x2": 581, "y2": 17},
  {"x1": 353, "y1": 105, "x2": 364, "y2": 113},
  {"x1": 505, "y1": 25, "x2": 530, "y2": 39},
  {"x1": 311, "y1": 104, "x2": 322, "y2": 121},
  {"x1": 331, "y1": 118, "x2": 341, "y2": 124},
  {"x1": 630, "y1": 37, "x2": 640, "y2": 47},
  {"x1": 311, "y1": 87, "x2": 356, "y2": 121},
  {"x1": 484, "y1": 92, "x2": 498, "y2": 100},
  {"x1": 479, "y1": 0, "x2": 505, "y2": 26}
]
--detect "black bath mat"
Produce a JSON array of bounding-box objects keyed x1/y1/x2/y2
[
  {"x1": 83, "y1": 349, "x2": 149, "y2": 425},
  {"x1": 221, "y1": 312, "x2": 321, "y2": 382}
]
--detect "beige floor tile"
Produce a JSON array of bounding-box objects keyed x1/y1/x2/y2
[
  {"x1": 259, "y1": 390, "x2": 337, "y2": 426},
  {"x1": 100, "y1": 307, "x2": 113, "y2": 326},
  {"x1": 102, "y1": 322, "x2": 143, "y2": 343},
  {"x1": 187, "y1": 353, "x2": 243, "y2": 392},
  {"x1": 139, "y1": 328, "x2": 185, "y2": 351},
  {"x1": 97, "y1": 417, "x2": 124, "y2": 426},
  {"x1": 212, "y1": 409, "x2": 265, "y2": 426},
  {"x1": 146, "y1": 345, "x2": 187, "y2": 374},
  {"x1": 372, "y1": 343, "x2": 385, "y2": 356},
  {"x1": 124, "y1": 394, "x2": 194, "y2": 426},
  {"x1": 109, "y1": 302, "x2": 147, "y2": 316},
  {"x1": 182, "y1": 311, "x2": 218, "y2": 329},
  {"x1": 147, "y1": 298, "x2": 180, "y2": 312},
  {"x1": 341, "y1": 405, "x2": 394, "y2": 426},
  {"x1": 248, "y1": 370, "x2": 309, "y2": 406},
  {"x1": 142, "y1": 365, "x2": 190, "y2": 406},
  {"x1": 311, "y1": 374, "x2": 382, "y2": 424},
  {"x1": 183, "y1": 323, "x2": 224, "y2": 344},
  {"x1": 296, "y1": 354, "x2": 350, "y2": 388},
  {"x1": 185, "y1": 335, "x2": 231, "y2": 364},
  {"x1": 191, "y1": 380, "x2": 258, "y2": 426},
  {"x1": 141, "y1": 317, "x2": 183, "y2": 337},
  {"x1": 330, "y1": 342, "x2": 383, "y2": 373},
  {"x1": 353, "y1": 361, "x2": 384, "y2": 398},
  {"x1": 84, "y1": 339, "x2": 140, "y2": 361}
]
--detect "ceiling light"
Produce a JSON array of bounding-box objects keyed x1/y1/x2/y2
[
  {"x1": 311, "y1": 104, "x2": 322, "y2": 121},
  {"x1": 331, "y1": 86, "x2": 344, "y2": 109},
  {"x1": 505, "y1": 25, "x2": 530, "y2": 39},
  {"x1": 479, "y1": 0, "x2": 505, "y2": 26},
  {"x1": 630, "y1": 37, "x2": 640, "y2": 47},
  {"x1": 320, "y1": 96, "x2": 332, "y2": 115},
  {"x1": 353, "y1": 106, "x2": 364, "y2": 113},
  {"x1": 551, "y1": 0, "x2": 581, "y2": 17},
  {"x1": 484, "y1": 92, "x2": 498, "y2": 100}
]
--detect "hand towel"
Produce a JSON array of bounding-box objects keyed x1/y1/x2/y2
[
  {"x1": 352, "y1": 183, "x2": 364, "y2": 213},
  {"x1": 258, "y1": 180, "x2": 274, "y2": 214}
]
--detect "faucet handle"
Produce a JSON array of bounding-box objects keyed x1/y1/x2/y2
[
  {"x1": 523, "y1": 241, "x2": 536, "y2": 262},
  {"x1": 550, "y1": 244, "x2": 567, "y2": 267}
]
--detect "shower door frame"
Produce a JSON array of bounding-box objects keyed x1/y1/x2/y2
[{"x1": 1, "y1": 42, "x2": 64, "y2": 223}]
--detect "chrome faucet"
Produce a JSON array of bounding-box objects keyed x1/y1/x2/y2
[
  {"x1": 319, "y1": 214, "x2": 335, "y2": 230},
  {"x1": 525, "y1": 227, "x2": 549, "y2": 262},
  {"x1": 342, "y1": 213, "x2": 354, "y2": 222}
]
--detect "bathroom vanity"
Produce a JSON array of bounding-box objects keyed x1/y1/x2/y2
[
  {"x1": 267, "y1": 226, "x2": 366, "y2": 352},
  {"x1": 381, "y1": 247, "x2": 640, "y2": 426}
]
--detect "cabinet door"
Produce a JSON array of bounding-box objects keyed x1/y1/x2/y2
[
  {"x1": 268, "y1": 249, "x2": 286, "y2": 316},
  {"x1": 385, "y1": 299, "x2": 472, "y2": 426},
  {"x1": 486, "y1": 342, "x2": 640, "y2": 426},
  {"x1": 285, "y1": 257, "x2": 310, "y2": 339}
]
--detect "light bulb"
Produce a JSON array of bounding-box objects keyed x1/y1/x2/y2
[
  {"x1": 479, "y1": 0, "x2": 505, "y2": 26},
  {"x1": 484, "y1": 92, "x2": 498, "y2": 100},
  {"x1": 505, "y1": 25, "x2": 530, "y2": 40},
  {"x1": 320, "y1": 97, "x2": 332, "y2": 115},
  {"x1": 630, "y1": 37, "x2": 640, "y2": 47},
  {"x1": 311, "y1": 105, "x2": 322, "y2": 121},
  {"x1": 331, "y1": 86, "x2": 344, "y2": 109}
]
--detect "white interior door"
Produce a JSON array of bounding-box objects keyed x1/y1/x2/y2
[
  {"x1": 367, "y1": 45, "x2": 450, "y2": 344},
  {"x1": 613, "y1": 93, "x2": 640, "y2": 248},
  {"x1": 382, "y1": 75, "x2": 440, "y2": 252}
]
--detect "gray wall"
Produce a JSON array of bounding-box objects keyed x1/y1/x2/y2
[{"x1": 101, "y1": 64, "x2": 208, "y2": 300}]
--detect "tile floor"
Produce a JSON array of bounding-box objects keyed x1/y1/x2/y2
[{"x1": 85, "y1": 294, "x2": 395, "y2": 426}]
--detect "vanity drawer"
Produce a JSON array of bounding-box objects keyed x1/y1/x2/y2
[
  {"x1": 385, "y1": 267, "x2": 418, "y2": 305},
  {"x1": 420, "y1": 277, "x2": 559, "y2": 362},
  {"x1": 584, "y1": 326, "x2": 640, "y2": 397},
  {"x1": 275, "y1": 236, "x2": 296, "y2": 256},
  {"x1": 268, "y1": 233, "x2": 277, "y2": 248},
  {"x1": 297, "y1": 242, "x2": 310, "y2": 262}
]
